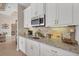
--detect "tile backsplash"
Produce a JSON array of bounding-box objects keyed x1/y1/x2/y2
[
  {"x1": 29, "y1": 26, "x2": 75, "y2": 39},
  {"x1": 30, "y1": 27, "x2": 52, "y2": 37},
  {"x1": 29, "y1": 25, "x2": 77, "y2": 45}
]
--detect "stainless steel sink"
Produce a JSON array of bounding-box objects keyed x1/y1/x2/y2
[{"x1": 32, "y1": 37, "x2": 40, "y2": 39}]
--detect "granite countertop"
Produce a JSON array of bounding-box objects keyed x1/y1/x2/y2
[{"x1": 19, "y1": 34, "x2": 79, "y2": 55}]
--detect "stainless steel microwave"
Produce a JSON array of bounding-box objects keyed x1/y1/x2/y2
[
  {"x1": 31, "y1": 15, "x2": 45, "y2": 27},
  {"x1": 31, "y1": 18, "x2": 39, "y2": 26}
]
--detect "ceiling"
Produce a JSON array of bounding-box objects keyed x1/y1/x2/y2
[{"x1": 0, "y1": 3, "x2": 18, "y2": 20}]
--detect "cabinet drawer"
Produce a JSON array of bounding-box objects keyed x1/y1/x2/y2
[
  {"x1": 46, "y1": 45, "x2": 59, "y2": 56},
  {"x1": 47, "y1": 49, "x2": 58, "y2": 56},
  {"x1": 40, "y1": 43, "x2": 79, "y2": 56},
  {"x1": 40, "y1": 43, "x2": 59, "y2": 56}
]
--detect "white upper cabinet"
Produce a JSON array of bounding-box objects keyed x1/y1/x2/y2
[
  {"x1": 31, "y1": 3, "x2": 44, "y2": 18},
  {"x1": 24, "y1": 3, "x2": 79, "y2": 28},
  {"x1": 31, "y1": 3, "x2": 37, "y2": 18},
  {"x1": 24, "y1": 9, "x2": 28, "y2": 28},
  {"x1": 57, "y1": 3, "x2": 73, "y2": 25},
  {"x1": 37, "y1": 3, "x2": 44, "y2": 17},
  {"x1": 24, "y1": 3, "x2": 45, "y2": 28},
  {"x1": 73, "y1": 3, "x2": 79, "y2": 25},
  {"x1": 24, "y1": 6, "x2": 31, "y2": 28},
  {"x1": 46, "y1": 3, "x2": 73, "y2": 27},
  {"x1": 46, "y1": 3, "x2": 57, "y2": 27}
]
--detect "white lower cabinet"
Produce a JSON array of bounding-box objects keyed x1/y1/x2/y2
[
  {"x1": 19, "y1": 36, "x2": 26, "y2": 54},
  {"x1": 40, "y1": 43, "x2": 59, "y2": 56},
  {"x1": 40, "y1": 43, "x2": 78, "y2": 56},
  {"x1": 31, "y1": 40, "x2": 40, "y2": 56},
  {"x1": 19, "y1": 36, "x2": 78, "y2": 56},
  {"x1": 25, "y1": 39, "x2": 33, "y2": 55},
  {"x1": 26, "y1": 39, "x2": 40, "y2": 56}
]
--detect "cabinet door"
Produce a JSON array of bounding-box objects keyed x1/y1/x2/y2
[
  {"x1": 24, "y1": 6, "x2": 31, "y2": 28},
  {"x1": 27, "y1": 7, "x2": 31, "y2": 27},
  {"x1": 73, "y1": 3, "x2": 79, "y2": 25},
  {"x1": 46, "y1": 3, "x2": 57, "y2": 27},
  {"x1": 37, "y1": 3, "x2": 44, "y2": 17},
  {"x1": 40, "y1": 43, "x2": 48, "y2": 56},
  {"x1": 26, "y1": 39, "x2": 33, "y2": 56},
  {"x1": 57, "y1": 3, "x2": 72, "y2": 25},
  {"x1": 26, "y1": 39, "x2": 40, "y2": 56},
  {"x1": 19, "y1": 36, "x2": 26, "y2": 54},
  {"x1": 40, "y1": 43, "x2": 59, "y2": 56},
  {"x1": 31, "y1": 3, "x2": 38, "y2": 18},
  {"x1": 24, "y1": 9, "x2": 28, "y2": 27},
  {"x1": 40, "y1": 43, "x2": 78, "y2": 56},
  {"x1": 24, "y1": 10, "x2": 27, "y2": 27},
  {"x1": 19, "y1": 36, "x2": 24, "y2": 52},
  {"x1": 19, "y1": 36, "x2": 23, "y2": 50},
  {"x1": 31, "y1": 40, "x2": 40, "y2": 56},
  {"x1": 22, "y1": 38, "x2": 26, "y2": 54}
]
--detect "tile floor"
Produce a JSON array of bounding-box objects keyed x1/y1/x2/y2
[{"x1": 0, "y1": 36, "x2": 26, "y2": 56}]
